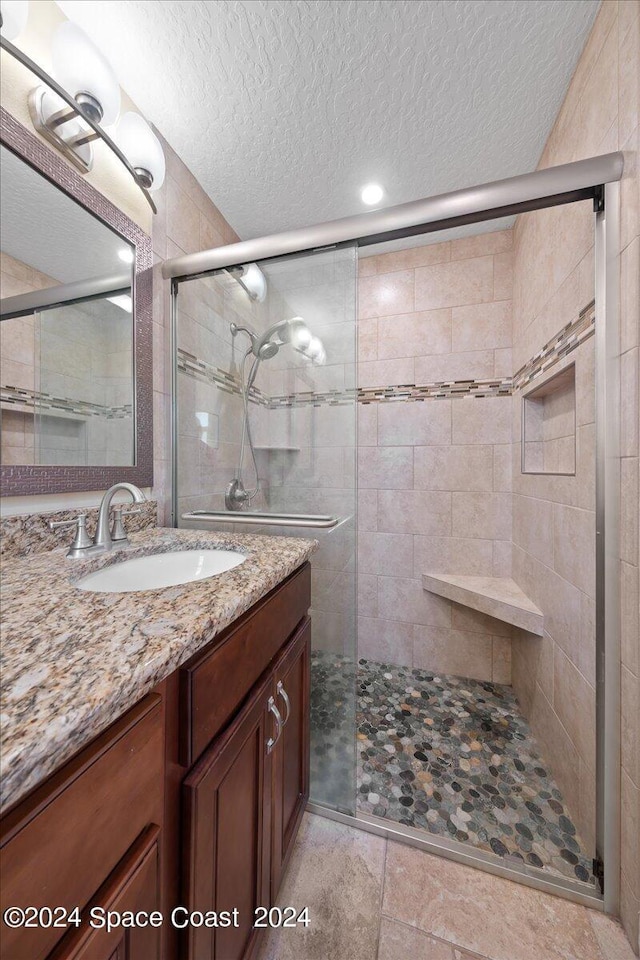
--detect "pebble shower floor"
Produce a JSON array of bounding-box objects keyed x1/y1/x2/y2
[{"x1": 310, "y1": 652, "x2": 595, "y2": 887}]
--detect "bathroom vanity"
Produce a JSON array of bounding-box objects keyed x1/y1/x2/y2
[{"x1": 0, "y1": 529, "x2": 315, "y2": 960}]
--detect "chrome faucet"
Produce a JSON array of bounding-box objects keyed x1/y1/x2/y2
[{"x1": 50, "y1": 483, "x2": 146, "y2": 558}]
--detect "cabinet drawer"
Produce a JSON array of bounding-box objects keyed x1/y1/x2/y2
[
  {"x1": 0, "y1": 695, "x2": 164, "y2": 960},
  {"x1": 49, "y1": 825, "x2": 161, "y2": 960},
  {"x1": 180, "y1": 562, "x2": 310, "y2": 766}
]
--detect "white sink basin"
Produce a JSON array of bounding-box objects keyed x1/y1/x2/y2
[{"x1": 75, "y1": 549, "x2": 246, "y2": 593}]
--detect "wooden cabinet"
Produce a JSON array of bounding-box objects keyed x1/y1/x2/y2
[
  {"x1": 271, "y1": 618, "x2": 311, "y2": 899},
  {"x1": 181, "y1": 617, "x2": 311, "y2": 960},
  {"x1": 0, "y1": 562, "x2": 311, "y2": 960},
  {"x1": 49, "y1": 825, "x2": 162, "y2": 960},
  {"x1": 182, "y1": 676, "x2": 272, "y2": 960},
  {"x1": 0, "y1": 695, "x2": 165, "y2": 960}
]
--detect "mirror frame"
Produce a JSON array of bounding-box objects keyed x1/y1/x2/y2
[{"x1": 0, "y1": 107, "x2": 153, "y2": 495}]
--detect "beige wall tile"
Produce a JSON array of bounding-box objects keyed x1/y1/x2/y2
[
  {"x1": 358, "y1": 531, "x2": 414, "y2": 576},
  {"x1": 492, "y1": 636, "x2": 513, "y2": 683},
  {"x1": 513, "y1": 494, "x2": 554, "y2": 566},
  {"x1": 451, "y1": 301, "x2": 512, "y2": 353},
  {"x1": 553, "y1": 646, "x2": 596, "y2": 768},
  {"x1": 378, "y1": 576, "x2": 452, "y2": 628},
  {"x1": 358, "y1": 318, "x2": 378, "y2": 361},
  {"x1": 358, "y1": 616, "x2": 414, "y2": 665},
  {"x1": 358, "y1": 446, "x2": 413, "y2": 489},
  {"x1": 450, "y1": 229, "x2": 512, "y2": 260},
  {"x1": 414, "y1": 535, "x2": 494, "y2": 578},
  {"x1": 378, "y1": 400, "x2": 451, "y2": 446},
  {"x1": 451, "y1": 492, "x2": 512, "y2": 540},
  {"x1": 621, "y1": 561, "x2": 640, "y2": 675},
  {"x1": 553, "y1": 503, "x2": 596, "y2": 598},
  {"x1": 357, "y1": 402, "x2": 378, "y2": 446},
  {"x1": 493, "y1": 251, "x2": 514, "y2": 301},
  {"x1": 370, "y1": 240, "x2": 451, "y2": 275},
  {"x1": 358, "y1": 270, "x2": 415, "y2": 319},
  {"x1": 452, "y1": 397, "x2": 512, "y2": 444},
  {"x1": 413, "y1": 626, "x2": 494, "y2": 681},
  {"x1": 622, "y1": 665, "x2": 640, "y2": 787},
  {"x1": 358, "y1": 357, "x2": 415, "y2": 389},
  {"x1": 377, "y1": 309, "x2": 452, "y2": 359},
  {"x1": 414, "y1": 256, "x2": 494, "y2": 311},
  {"x1": 414, "y1": 350, "x2": 496, "y2": 382},
  {"x1": 378, "y1": 489, "x2": 451, "y2": 536},
  {"x1": 357, "y1": 574, "x2": 378, "y2": 618},
  {"x1": 414, "y1": 444, "x2": 494, "y2": 491}
]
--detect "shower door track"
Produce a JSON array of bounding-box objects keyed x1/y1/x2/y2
[
  {"x1": 167, "y1": 160, "x2": 622, "y2": 916},
  {"x1": 306, "y1": 803, "x2": 604, "y2": 911}
]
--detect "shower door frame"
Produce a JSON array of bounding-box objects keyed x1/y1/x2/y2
[{"x1": 165, "y1": 158, "x2": 622, "y2": 912}]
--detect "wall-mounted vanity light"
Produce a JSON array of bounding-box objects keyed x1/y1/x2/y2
[
  {"x1": 115, "y1": 112, "x2": 165, "y2": 191},
  {"x1": 0, "y1": 3, "x2": 164, "y2": 211},
  {"x1": 0, "y1": 0, "x2": 28, "y2": 40}
]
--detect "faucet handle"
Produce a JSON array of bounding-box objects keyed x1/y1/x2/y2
[
  {"x1": 110, "y1": 506, "x2": 142, "y2": 542},
  {"x1": 49, "y1": 514, "x2": 93, "y2": 556}
]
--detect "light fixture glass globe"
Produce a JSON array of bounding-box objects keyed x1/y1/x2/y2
[
  {"x1": 290, "y1": 319, "x2": 312, "y2": 351},
  {"x1": 239, "y1": 263, "x2": 267, "y2": 302},
  {"x1": 0, "y1": 0, "x2": 29, "y2": 40},
  {"x1": 361, "y1": 183, "x2": 384, "y2": 206},
  {"x1": 306, "y1": 336, "x2": 324, "y2": 362},
  {"x1": 51, "y1": 22, "x2": 121, "y2": 125},
  {"x1": 115, "y1": 112, "x2": 166, "y2": 191}
]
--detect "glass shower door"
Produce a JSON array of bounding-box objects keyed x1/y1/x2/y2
[{"x1": 174, "y1": 244, "x2": 357, "y2": 815}]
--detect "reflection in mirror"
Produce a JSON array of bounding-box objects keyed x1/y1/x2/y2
[{"x1": 0, "y1": 144, "x2": 135, "y2": 467}]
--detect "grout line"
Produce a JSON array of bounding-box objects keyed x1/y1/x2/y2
[{"x1": 378, "y1": 914, "x2": 495, "y2": 960}]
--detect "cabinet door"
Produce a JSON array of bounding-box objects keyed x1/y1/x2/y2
[
  {"x1": 49, "y1": 825, "x2": 161, "y2": 960},
  {"x1": 271, "y1": 617, "x2": 311, "y2": 899},
  {"x1": 182, "y1": 677, "x2": 273, "y2": 960}
]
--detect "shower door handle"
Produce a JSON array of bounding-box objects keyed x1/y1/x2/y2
[
  {"x1": 266, "y1": 696, "x2": 283, "y2": 754},
  {"x1": 276, "y1": 680, "x2": 291, "y2": 725}
]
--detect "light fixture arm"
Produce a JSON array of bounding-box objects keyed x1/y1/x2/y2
[{"x1": 0, "y1": 32, "x2": 157, "y2": 213}]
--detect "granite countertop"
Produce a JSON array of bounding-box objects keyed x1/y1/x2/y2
[{"x1": 0, "y1": 527, "x2": 317, "y2": 813}]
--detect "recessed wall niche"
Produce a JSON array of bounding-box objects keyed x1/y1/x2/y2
[{"x1": 522, "y1": 363, "x2": 576, "y2": 475}]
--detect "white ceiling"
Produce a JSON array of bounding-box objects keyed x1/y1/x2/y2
[
  {"x1": 1, "y1": 145, "x2": 133, "y2": 284},
  {"x1": 56, "y1": 0, "x2": 598, "y2": 242}
]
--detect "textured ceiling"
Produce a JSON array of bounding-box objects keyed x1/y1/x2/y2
[
  {"x1": 56, "y1": 0, "x2": 598, "y2": 241},
  {"x1": 1, "y1": 146, "x2": 132, "y2": 284}
]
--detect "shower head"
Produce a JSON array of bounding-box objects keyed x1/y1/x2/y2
[
  {"x1": 231, "y1": 316, "x2": 325, "y2": 364},
  {"x1": 252, "y1": 317, "x2": 314, "y2": 360}
]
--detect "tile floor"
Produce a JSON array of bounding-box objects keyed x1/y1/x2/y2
[
  {"x1": 257, "y1": 813, "x2": 635, "y2": 960},
  {"x1": 309, "y1": 653, "x2": 594, "y2": 885}
]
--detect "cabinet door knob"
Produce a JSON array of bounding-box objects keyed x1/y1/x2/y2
[
  {"x1": 266, "y1": 696, "x2": 283, "y2": 754},
  {"x1": 276, "y1": 680, "x2": 291, "y2": 725}
]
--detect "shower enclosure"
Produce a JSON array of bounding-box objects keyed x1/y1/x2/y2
[
  {"x1": 172, "y1": 245, "x2": 358, "y2": 814},
  {"x1": 167, "y1": 151, "x2": 621, "y2": 912}
]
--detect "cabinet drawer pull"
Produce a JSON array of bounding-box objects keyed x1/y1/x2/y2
[
  {"x1": 266, "y1": 696, "x2": 283, "y2": 754},
  {"x1": 276, "y1": 680, "x2": 291, "y2": 725}
]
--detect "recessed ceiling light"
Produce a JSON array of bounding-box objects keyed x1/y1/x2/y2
[
  {"x1": 118, "y1": 247, "x2": 135, "y2": 264},
  {"x1": 361, "y1": 183, "x2": 384, "y2": 206}
]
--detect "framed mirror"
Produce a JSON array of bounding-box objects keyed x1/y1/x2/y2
[{"x1": 0, "y1": 107, "x2": 152, "y2": 495}]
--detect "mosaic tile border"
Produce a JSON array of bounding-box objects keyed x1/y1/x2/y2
[
  {"x1": 178, "y1": 301, "x2": 595, "y2": 410},
  {"x1": 1, "y1": 387, "x2": 133, "y2": 421}
]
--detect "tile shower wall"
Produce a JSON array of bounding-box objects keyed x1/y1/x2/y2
[
  {"x1": 510, "y1": 2, "x2": 639, "y2": 950},
  {"x1": 357, "y1": 229, "x2": 514, "y2": 683},
  {"x1": 150, "y1": 136, "x2": 240, "y2": 523}
]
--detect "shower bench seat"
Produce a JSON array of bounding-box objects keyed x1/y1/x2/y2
[{"x1": 422, "y1": 573, "x2": 544, "y2": 636}]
